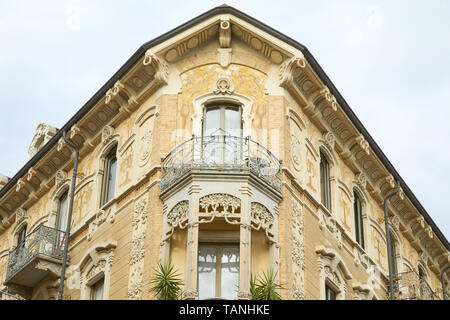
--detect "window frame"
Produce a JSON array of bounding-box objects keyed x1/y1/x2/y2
[
  {"x1": 325, "y1": 282, "x2": 337, "y2": 300},
  {"x1": 202, "y1": 104, "x2": 242, "y2": 137},
  {"x1": 320, "y1": 152, "x2": 332, "y2": 211},
  {"x1": 353, "y1": 192, "x2": 365, "y2": 249},
  {"x1": 197, "y1": 242, "x2": 240, "y2": 300},
  {"x1": 100, "y1": 146, "x2": 118, "y2": 207},
  {"x1": 90, "y1": 277, "x2": 105, "y2": 300}
]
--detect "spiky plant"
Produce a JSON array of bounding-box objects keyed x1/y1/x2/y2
[
  {"x1": 150, "y1": 262, "x2": 183, "y2": 300},
  {"x1": 251, "y1": 269, "x2": 284, "y2": 300}
]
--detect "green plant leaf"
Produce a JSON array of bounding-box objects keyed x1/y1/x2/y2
[{"x1": 150, "y1": 261, "x2": 184, "y2": 300}]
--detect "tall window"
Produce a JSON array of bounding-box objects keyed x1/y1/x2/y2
[
  {"x1": 17, "y1": 226, "x2": 27, "y2": 248},
  {"x1": 90, "y1": 278, "x2": 104, "y2": 300},
  {"x1": 320, "y1": 153, "x2": 331, "y2": 211},
  {"x1": 203, "y1": 105, "x2": 241, "y2": 137},
  {"x1": 325, "y1": 283, "x2": 337, "y2": 300},
  {"x1": 101, "y1": 147, "x2": 117, "y2": 206},
  {"x1": 353, "y1": 192, "x2": 364, "y2": 249},
  {"x1": 197, "y1": 244, "x2": 239, "y2": 300},
  {"x1": 57, "y1": 191, "x2": 69, "y2": 247}
]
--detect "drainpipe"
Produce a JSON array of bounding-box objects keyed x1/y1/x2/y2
[
  {"x1": 441, "y1": 265, "x2": 450, "y2": 300},
  {"x1": 57, "y1": 131, "x2": 79, "y2": 300},
  {"x1": 384, "y1": 180, "x2": 401, "y2": 300}
]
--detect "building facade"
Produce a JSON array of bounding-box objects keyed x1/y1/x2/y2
[{"x1": 0, "y1": 6, "x2": 449, "y2": 300}]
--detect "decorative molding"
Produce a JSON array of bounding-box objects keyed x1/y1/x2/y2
[
  {"x1": 320, "y1": 87, "x2": 338, "y2": 112},
  {"x1": 318, "y1": 208, "x2": 343, "y2": 249},
  {"x1": 290, "y1": 201, "x2": 305, "y2": 299},
  {"x1": 355, "y1": 172, "x2": 367, "y2": 190},
  {"x1": 213, "y1": 77, "x2": 234, "y2": 95},
  {"x1": 28, "y1": 123, "x2": 57, "y2": 159},
  {"x1": 55, "y1": 169, "x2": 67, "y2": 188},
  {"x1": 127, "y1": 197, "x2": 148, "y2": 300},
  {"x1": 143, "y1": 50, "x2": 169, "y2": 86},
  {"x1": 105, "y1": 81, "x2": 124, "y2": 104},
  {"x1": 219, "y1": 18, "x2": 231, "y2": 48},
  {"x1": 323, "y1": 131, "x2": 335, "y2": 150},
  {"x1": 101, "y1": 125, "x2": 115, "y2": 145},
  {"x1": 15, "y1": 208, "x2": 27, "y2": 225},
  {"x1": 251, "y1": 202, "x2": 275, "y2": 242},
  {"x1": 87, "y1": 208, "x2": 116, "y2": 241}
]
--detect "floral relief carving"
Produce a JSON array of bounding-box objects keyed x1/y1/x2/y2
[
  {"x1": 87, "y1": 208, "x2": 115, "y2": 241},
  {"x1": 250, "y1": 202, "x2": 275, "y2": 240},
  {"x1": 138, "y1": 130, "x2": 152, "y2": 166},
  {"x1": 127, "y1": 197, "x2": 148, "y2": 300},
  {"x1": 55, "y1": 169, "x2": 67, "y2": 188},
  {"x1": 290, "y1": 201, "x2": 305, "y2": 299}
]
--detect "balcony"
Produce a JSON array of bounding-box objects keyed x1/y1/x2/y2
[
  {"x1": 160, "y1": 135, "x2": 282, "y2": 192},
  {"x1": 393, "y1": 270, "x2": 441, "y2": 300},
  {"x1": 4, "y1": 224, "x2": 67, "y2": 299}
]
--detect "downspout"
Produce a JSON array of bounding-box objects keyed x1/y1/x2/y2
[
  {"x1": 441, "y1": 265, "x2": 450, "y2": 300},
  {"x1": 384, "y1": 180, "x2": 401, "y2": 300},
  {"x1": 57, "y1": 131, "x2": 79, "y2": 300}
]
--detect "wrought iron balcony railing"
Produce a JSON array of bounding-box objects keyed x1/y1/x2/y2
[
  {"x1": 161, "y1": 135, "x2": 282, "y2": 192},
  {"x1": 393, "y1": 270, "x2": 441, "y2": 300},
  {"x1": 5, "y1": 224, "x2": 66, "y2": 283}
]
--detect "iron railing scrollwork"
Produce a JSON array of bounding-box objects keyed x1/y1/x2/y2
[
  {"x1": 393, "y1": 270, "x2": 440, "y2": 300},
  {"x1": 161, "y1": 135, "x2": 282, "y2": 192},
  {"x1": 5, "y1": 224, "x2": 66, "y2": 282}
]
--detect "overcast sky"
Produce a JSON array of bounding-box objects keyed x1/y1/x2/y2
[{"x1": 0, "y1": 0, "x2": 449, "y2": 240}]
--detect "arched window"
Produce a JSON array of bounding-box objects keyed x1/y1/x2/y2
[
  {"x1": 203, "y1": 104, "x2": 242, "y2": 137},
  {"x1": 100, "y1": 146, "x2": 117, "y2": 206},
  {"x1": 353, "y1": 192, "x2": 364, "y2": 249},
  {"x1": 56, "y1": 191, "x2": 69, "y2": 248},
  {"x1": 320, "y1": 152, "x2": 331, "y2": 211}
]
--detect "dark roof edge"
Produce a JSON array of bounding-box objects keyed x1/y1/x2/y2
[{"x1": 1, "y1": 5, "x2": 448, "y2": 252}]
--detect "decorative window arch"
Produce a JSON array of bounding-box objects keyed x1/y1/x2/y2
[
  {"x1": 78, "y1": 241, "x2": 117, "y2": 300},
  {"x1": 319, "y1": 148, "x2": 334, "y2": 212},
  {"x1": 353, "y1": 190, "x2": 365, "y2": 249},
  {"x1": 191, "y1": 78, "x2": 254, "y2": 139},
  {"x1": 49, "y1": 176, "x2": 71, "y2": 230},
  {"x1": 95, "y1": 132, "x2": 120, "y2": 208},
  {"x1": 316, "y1": 246, "x2": 353, "y2": 300}
]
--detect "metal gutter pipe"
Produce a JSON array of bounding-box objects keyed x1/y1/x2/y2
[
  {"x1": 57, "y1": 131, "x2": 79, "y2": 300},
  {"x1": 384, "y1": 180, "x2": 401, "y2": 300}
]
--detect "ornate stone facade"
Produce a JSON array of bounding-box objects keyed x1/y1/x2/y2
[{"x1": 0, "y1": 6, "x2": 448, "y2": 302}]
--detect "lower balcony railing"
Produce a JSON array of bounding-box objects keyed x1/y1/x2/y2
[
  {"x1": 161, "y1": 135, "x2": 282, "y2": 192},
  {"x1": 393, "y1": 270, "x2": 441, "y2": 300},
  {"x1": 5, "y1": 224, "x2": 67, "y2": 298}
]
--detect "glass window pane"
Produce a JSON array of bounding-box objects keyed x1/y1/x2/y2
[
  {"x1": 91, "y1": 278, "x2": 104, "y2": 300},
  {"x1": 224, "y1": 108, "x2": 240, "y2": 136},
  {"x1": 220, "y1": 246, "x2": 239, "y2": 299},
  {"x1": 106, "y1": 156, "x2": 117, "y2": 203},
  {"x1": 198, "y1": 246, "x2": 217, "y2": 299},
  {"x1": 204, "y1": 108, "x2": 221, "y2": 136},
  {"x1": 58, "y1": 193, "x2": 68, "y2": 232}
]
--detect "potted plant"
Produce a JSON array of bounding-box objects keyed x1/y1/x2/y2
[
  {"x1": 150, "y1": 261, "x2": 183, "y2": 300},
  {"x1": 250, "y1": 268, "x2": 284, "y2": 300}
]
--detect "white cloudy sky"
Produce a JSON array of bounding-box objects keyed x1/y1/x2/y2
[{"x1": 0, "y1": 1, "x2": 449, "y2": 240}]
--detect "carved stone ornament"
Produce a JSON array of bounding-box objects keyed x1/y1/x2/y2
[
  {"x1": 324, "y1": 131, "x2": 335, "y2": 150},
  {"x1": 15, "y1": 208, "x2": 26, "y2": 224},
  {"x1": 320, "y1": 87, "x2": 338, "y2": 111},
  {"x1": 28, "y1": 123, "x2": 57, "y2": 159},
  {"x1": 385, "y1": 174, "x2": 395, "y2": 189},
  {"x1": 167, "y1": 200, "x2": 189, "y2": 230},
  {"x1": 139, "y1": 130, "x2": 152, "y2": 165},
  {"x1": 101, "y1": 125, "x2": 115, "y2": 145},
  {"x1": 143, "y1": 50, "x2": 169, "y2": 85},
  {"x1": 251, "y1": 202, "x2": 275, "y2": 241},
  {"x1": 355, "y1": 135, "x2": 370, "y2": 155},
  {"x1": 105, "y1": 81, "x2": 124, "y2": 104},
  {"x1": 87, "y1": 208, "x2": 116, "y2": 241},
  {"x1": 355, "y1": 172, "x2": 367, "y2": 190},
  {"x1": 15, "y1": 178, "x2": 25, "y2": 192},
  {"x1": 55, "y1": 169, "x2": 67, "y2": 188},
  {"x1": 290, "y1": 201, "x2": 306, "y2": 299},
  {"x1": 279, "y1": 55, "x2": 307, "y2": 87},
  {"x1": 213, "y1": 77, "x2": 234, "y2": 95},
  {"x1": 290, "y1": 133, "x2": 302, "y2": 171},
  {"x1": 219, "y1": 18, "x2": 231, "y2": 48}
]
